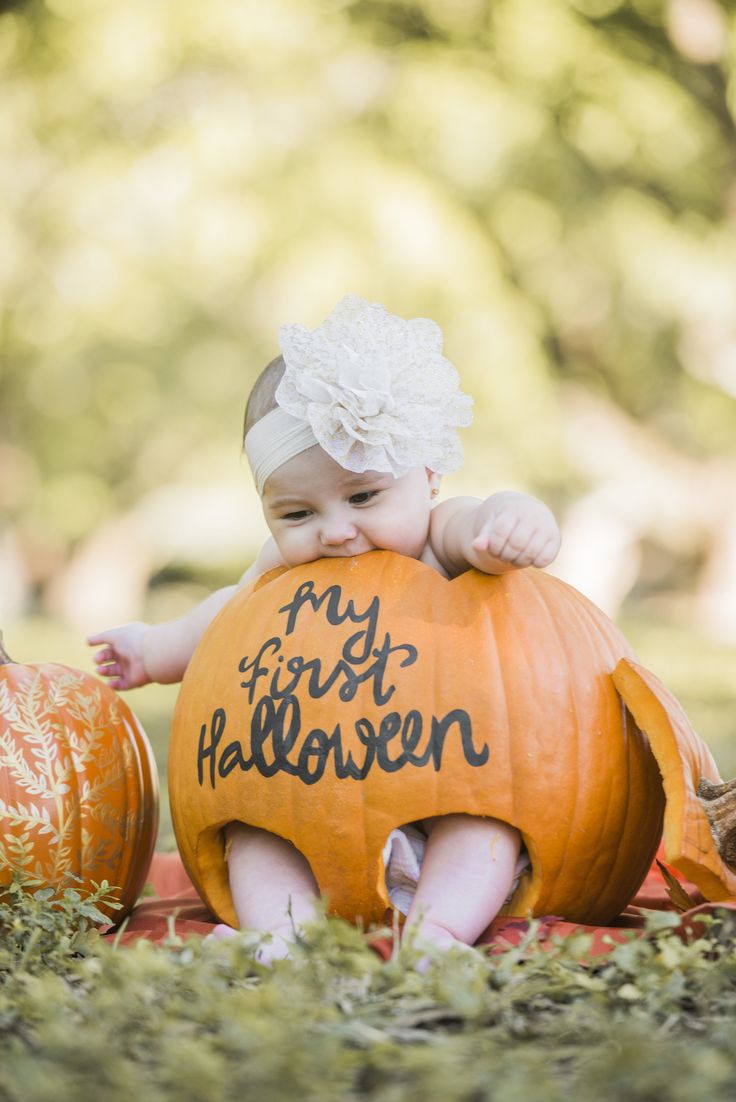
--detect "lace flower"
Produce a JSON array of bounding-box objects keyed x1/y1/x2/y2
[{"x1": 276, "y1": 295, "x2": 473, "y2": 477}]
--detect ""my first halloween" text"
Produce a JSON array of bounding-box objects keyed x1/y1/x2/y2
[{"x1": 196, "y1": 580, "x2": 490, "y2": 787}]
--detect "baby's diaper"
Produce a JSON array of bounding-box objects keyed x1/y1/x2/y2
[{"x1": 382, "y1": 823, "x2": 530, "y2": 916}]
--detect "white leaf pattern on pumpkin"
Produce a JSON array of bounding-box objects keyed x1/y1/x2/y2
[{"x1": 0, "y1": 665, "x2": 141, "y2": 885}]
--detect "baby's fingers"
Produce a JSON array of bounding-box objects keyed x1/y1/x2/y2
[
  {"x1": 490, "y1": 511, "x2": 521, "y2": 554},
  {"x1": 94, "y1": 655, "x2": 122, "y2": 678},
  {"x1": 90, "y1": 644, "x2": 116, "y2": 666},
  {"x1": 493, "y1": 519, "x2": 537, "y2": 562},
  {"x1": 95, "y1": 663, "x2": 131, "y2": 691},
  {"x1": 505, "y1": 529, "x2": 560, "y2": 568},
  {"x1": 531, "y1": 535, "x2": 561, "y2": 569},
  {"x1": 478, "y1": 522, "x2": 554, "y2": 567},
  {"x1": 86, "y1": 622, "x2": 150, "y2": 690},
  {"x1": 473, "y1": 511, "x2": 523, "y2": 559},
  {"x1": 513, "y1": 525, "x2": 561, "y2": 564}
]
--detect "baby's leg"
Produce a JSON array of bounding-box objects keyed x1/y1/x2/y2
[
  {"x1": 404, "y1": 814, "x2": 521, "y2": 955},
  {"x1": 212, "y1": 822, "x2": 319, "y2": 962}
]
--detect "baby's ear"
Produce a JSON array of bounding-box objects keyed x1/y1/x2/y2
[{"x1": 426, "y1": 468, "x2": 442, "y2": 496}]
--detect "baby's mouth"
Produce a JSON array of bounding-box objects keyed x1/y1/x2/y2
[{"x1": 327, "y1": 541, "x2": 373, "y2": 558}]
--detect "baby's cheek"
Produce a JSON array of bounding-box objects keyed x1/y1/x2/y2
[
  {"x1": 274, "y1": 532, "x2": 300, "y2": 565},
  {"x1": 383, "y1": 516, "x2": 429, "y2": 559},
  {"x1": 286, "y1": 531, "x2": 322, "y2": 567}
]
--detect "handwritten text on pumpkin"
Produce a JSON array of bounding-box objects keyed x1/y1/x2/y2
[{"x1": 197, "y1": 580, "x2": 489, "y2": 787}]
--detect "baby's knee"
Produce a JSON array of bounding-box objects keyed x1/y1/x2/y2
[
  {"x1": 426, "y1": 813, "x2": 520, "y2": 845},
  {"x1": 223, "y1": 821, "x2": 316, "y2": 879}
]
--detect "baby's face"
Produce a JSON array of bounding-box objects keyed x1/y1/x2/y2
[{"x1": 261, "y1": 445, "x2": 439, "y2": 568}]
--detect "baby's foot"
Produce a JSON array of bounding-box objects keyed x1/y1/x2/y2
[
  {"x1": 405, "y1": 921, "x2": 484, "y2": 974},
  {"x1": 254, "y1": 928, "x2": 295, "y2": 965},
  {"x1": 204, "y1": 921, "x2": 298, "y2": 965},
  {"x1": 206, "y1": 922, "x2": 238, "y2": 941}
]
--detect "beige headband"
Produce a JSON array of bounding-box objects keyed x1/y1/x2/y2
[{"x1": 244, "y1": 407, "x2": 318, "y2": 495}]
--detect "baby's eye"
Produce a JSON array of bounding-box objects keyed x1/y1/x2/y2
[
  {"x1": 349, "y1": 490, "x2": 380, "y2": 505},
  {"x1": 282, "y1": 509, "x2": 311, "y2": 521}
]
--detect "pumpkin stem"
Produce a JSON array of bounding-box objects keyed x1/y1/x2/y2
[
  {"x1": 0, "y1": 632, "x2": 14, "y2": 666},
  {"x1": 697, "y1": 778, "x2": 736, "y2": 870}
]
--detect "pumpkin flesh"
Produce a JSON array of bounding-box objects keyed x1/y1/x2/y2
[{"x1": 612, "y1": 658, "x2": 736, "y2": 902}]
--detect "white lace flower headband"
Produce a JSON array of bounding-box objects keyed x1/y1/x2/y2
[{"x1": 244, "y1": 295, "x2": 473, "y2": 494}]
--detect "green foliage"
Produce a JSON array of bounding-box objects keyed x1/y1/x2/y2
[
  {"x1": 2, "y1": 0, "x2": 736, "y2": 608},
  {"x1": 2, "y1": 880, "x2": 736, "y2": 1101},
  {"x1": 0, "y1": 875, "x2": 119, "y2": 978}
]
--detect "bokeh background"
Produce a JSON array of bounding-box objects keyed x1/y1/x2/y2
[{"x1": 2, "y1": 0, "x2": 736, "y2": 846}]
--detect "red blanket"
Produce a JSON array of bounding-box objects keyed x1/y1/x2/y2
[{"x1": 104, "y1": 849, "x2": 735, "y2": 957}]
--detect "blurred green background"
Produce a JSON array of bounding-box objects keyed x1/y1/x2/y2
[{"x1": 2, "y1": 0, "x2": 736, "y2": 847}]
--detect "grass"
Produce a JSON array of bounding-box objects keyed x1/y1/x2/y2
[{"x1": 1, "y1": 879, "x2": 736, "y2": 1102}]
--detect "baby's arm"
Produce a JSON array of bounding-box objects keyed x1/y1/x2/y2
[
  {"x1": 88, "y1": 537, "x2": 284, "y2": 689},
  {"x1": 430, "y1": 492, "x2": 560, "y2": 577}
]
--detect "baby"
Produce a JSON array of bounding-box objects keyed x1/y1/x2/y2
[{"x1": 89, "y1": 296, "x2": 561, "y2": 963}]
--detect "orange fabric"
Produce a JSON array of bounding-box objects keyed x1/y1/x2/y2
[{"x1": 103, "y1": 847, "x2": 736, "y2": 954}]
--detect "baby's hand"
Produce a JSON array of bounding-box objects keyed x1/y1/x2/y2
[
  {"x1": 86, "y1": 622, "x2": 151, "y2": 691},
  {"x1": 468, "y1": 492, "x2": 560, "y2": 572}
]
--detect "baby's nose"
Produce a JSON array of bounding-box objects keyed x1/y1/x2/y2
[{"x1": 320, "y1": 514, "x2": 358, "y2": 546}]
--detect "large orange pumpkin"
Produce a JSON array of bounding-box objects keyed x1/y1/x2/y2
[
  {"x1": 170, "y1": 551, "x2": 735, "y2": 929},
  {"x1": 0, "y1": 635, "x2": 159, "y2": 919}
]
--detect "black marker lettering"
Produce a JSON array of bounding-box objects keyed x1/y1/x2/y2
[{"x1": 195, "y1": 580, "x2": 490, "y2": 789}]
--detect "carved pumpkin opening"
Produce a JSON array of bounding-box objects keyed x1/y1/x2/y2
[
  {"x1": 190, "y1": 808, "x2": 536, "y2": 930},
  {"x1": 381, "y1": 816, "x2": 533, "y2": 919},
  {"x1": 192, "y1": 818, "x2": 321, "y2": 928},
  {"x1": 222, "y1": 818, "x2": 319, "y2": 881}
]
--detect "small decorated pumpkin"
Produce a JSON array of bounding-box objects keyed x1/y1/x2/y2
[
  {"x1": 170, "y1": 552, "x2": 734, "y2": 929},
  {"x1": 0, "y1": 634, "x2": 159, "y2": 919}
]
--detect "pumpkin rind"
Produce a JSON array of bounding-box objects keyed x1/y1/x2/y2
[
  {"x1": 612, "y1": 658, "x2": 736, "y2": 902},
  {"x1": 0, "y1": 659, "x2": 159, "y2": 919},
  {"x1": 170, "y1": 552, "x2": 667, "y2": 928}
]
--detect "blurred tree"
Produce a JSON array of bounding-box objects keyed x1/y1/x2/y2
[{"x1": 1, "y1": 0, "x2": 735, "y2": 632}]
